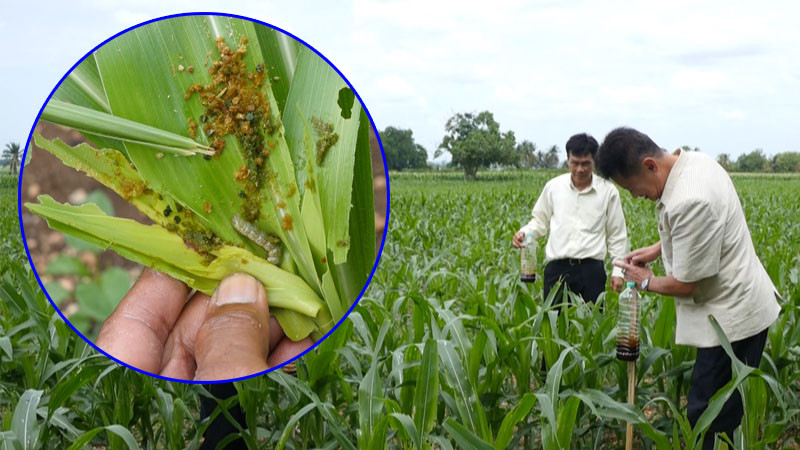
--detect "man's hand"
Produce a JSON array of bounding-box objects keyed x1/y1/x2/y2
[
  {"x1": 613, "y1": 261, "x2": 655, "y2": 290},
  {"x1": 512, "y1": 231, "x2": 525, "y2": 248},
  {"x1": 610, "y1": 276, "x2": 624, "y2": 292},
  {"x1": 96, "y1": 269, "x2": 313, "y2": 381},
  {"x1": 624, "y1": 242, "x2": 661, "y2": 266}
]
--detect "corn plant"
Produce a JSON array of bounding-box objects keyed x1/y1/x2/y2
[
  {"x1": 24, "y1": 14, "x2": 376, "y2": 345},
  {"x1": 313, "y1": 170, "x2": 800, "y2": 449},
  {"x1": 4, "y1": 169, "x2": 800, "y2": 448}
]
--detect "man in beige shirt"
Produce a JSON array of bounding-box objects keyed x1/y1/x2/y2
[
  {"x1": 596, "y1": 127, "x2": 781, "y2": 449},
  {"x1": 513, "y1": 133, "x2": 628, "y2": 303}
]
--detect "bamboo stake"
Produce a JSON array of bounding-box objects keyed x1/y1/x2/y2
[{"x1": 626, "y1": 360, "x2": 636, "y2": 450}]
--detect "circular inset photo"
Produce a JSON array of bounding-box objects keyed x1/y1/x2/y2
[{"x1": 20, "y1": 13, "x2": 388, "y2": 382}]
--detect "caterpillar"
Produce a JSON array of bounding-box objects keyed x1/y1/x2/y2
[{"x1": 232, "y1": 214, "x2": 282, "y2": 265}]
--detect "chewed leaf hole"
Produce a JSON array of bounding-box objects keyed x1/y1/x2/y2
[{"x1": 337, "y1": 87, "x2": 355, "y2": 119}]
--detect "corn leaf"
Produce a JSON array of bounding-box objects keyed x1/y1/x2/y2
[
  {"x1": 41, "y1": 100, "x2": 213, "y2": 156},
  {"x1": 51, "y1": 54, "x2": 126, "y2": 154},
  {"x1": 282, "y1": 47, "x2": 361, "y2": 265},
  {"x1": 252, "y1": 25, "x2": 299, "y2": 115},
  {"x1": 26, "y1": 196, "x2": 331, "y2": 337},
  {"x1": 11, "y1": 389, "x2": 43, "y2": 450},
  {"x1": 413, "y1": 338, "x2": 439, "y2": 435},
  {"x1": 333, "y1": 109, "x2": 375, "y2": 303}
]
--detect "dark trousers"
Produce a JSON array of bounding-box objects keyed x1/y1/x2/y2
[
  {"x1": 200, "y1": 383, "x2": 246, "y2": 449},
  {"x1": 543, "y1": 259, "x2": 606, "y2": 304},
  {"x1": 687, "y1": 327, "x2": 769, "y2": 449}
]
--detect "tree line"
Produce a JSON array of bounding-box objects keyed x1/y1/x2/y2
[
  {"x1": 380, "y1": 112, "x2": 800, "y2": 178},
  {"x1": 381, "y1": 111, "x2": 562, "y2": 180},
  {"x1": 716, "y1": 149, "x2": 800, "y2": 173}
]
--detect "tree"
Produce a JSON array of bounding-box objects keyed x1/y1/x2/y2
[
  {"x1": 680, "y1": 145, "x2": 700, "y2": 152},
  {"x1": 2, "y1": 142, "x2": 21, "y2": 175},
  {"x1": 716, "y1": 153, "x2": 732, "y2": 171},
  {"x1": 541, "y1": 145, "x2": 560, "y2": 169},
  {"x1": 771, "y1": 152, "x2": 800, "y2": 172},
  {"x1": 516, "y1": 140, "x2": 538, "y2": 168},
  {"x1": 735, "y1": 149, "x2": 769, "y2": 172},
  {"x1": 380, "y1": 127, "x2": 428, "y2": 171},
  {"x1": 435, "y1": 111, "x2": 517, "y2": 180}
]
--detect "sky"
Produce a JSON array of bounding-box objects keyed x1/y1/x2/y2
[{"x1": 1, "y1": 0, "x2": 799, "y2": 163}]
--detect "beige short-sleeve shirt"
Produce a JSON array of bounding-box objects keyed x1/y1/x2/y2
[{"x1": 658, "y1": 150, "x2": 781, "y2": 347}]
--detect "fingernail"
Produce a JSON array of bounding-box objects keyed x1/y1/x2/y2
[{"x1": 212, "y1": 273, "x2": 258, "y2": 306}]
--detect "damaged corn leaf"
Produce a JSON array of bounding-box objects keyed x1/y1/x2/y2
[
  {"x1": 282, "y1": 48, "x2": 361, "y2": 266},
  {"x1": 28, "y1": 15, "x2": 376, "y2": 342},
  {"x1": 92, "y1": 16, "x2": 321, "y2": 295},
  {"x1": 26, "y1": 196, "x2": 332, "y2": 338}
]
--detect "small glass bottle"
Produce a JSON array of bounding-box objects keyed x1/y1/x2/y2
[
  {"x1": 616, "y1": 281, "x2": 640, "y2": 361},
  {"x1": 520, "y1": 231, "x2": 537, "y2": 283}
]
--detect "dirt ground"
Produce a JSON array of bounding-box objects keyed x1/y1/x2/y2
[{"x1": 20, "y1": 120, "x2": 389, "y2": 309}]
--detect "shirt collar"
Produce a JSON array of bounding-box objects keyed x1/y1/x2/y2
[
  {"x1": 658, "y1": 149, "x2": 687, "y2": 208},
  {"x1": 569, "y1": 173, "x2": 597, "y2": 193}
]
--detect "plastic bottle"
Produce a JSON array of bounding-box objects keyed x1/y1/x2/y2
[
  {"x1": 520, "y1": 231, "x2": 537, "y2": 283},
  {"x1": 616, "y1": 281, "x2": 640, "y2": 361}
]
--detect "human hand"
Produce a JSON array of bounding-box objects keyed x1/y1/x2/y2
[
  {"x1": 610, "y1": 276, "x2": 624, "y2": 292},
  {"x1": 613, "y1": 261, "x2": 654, "y2": 290},
  {"x1": 623, "y1": 242, "x2": 661, "y2": 266},
  {"x1": 512, "y1": 231, "x2": 525, "y2": 248},
  {"x1": 95, "y1": 268, "x2": 313, "y2": 381}
]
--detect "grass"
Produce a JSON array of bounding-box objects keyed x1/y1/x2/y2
[{"x1": 2, "y1": 170, "x2": 800, "y2": 448}]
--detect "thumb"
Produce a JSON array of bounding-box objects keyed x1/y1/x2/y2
[{"x1": 194, "y1": 273, "x2": 270, "y2": 381}]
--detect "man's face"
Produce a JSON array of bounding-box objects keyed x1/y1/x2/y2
[
  {"x1": 568, "y1": 153, "x2": 594, "y2": 186},
  {"x1": 613, "y1": 171, "x2": 660, "y2": 201}
]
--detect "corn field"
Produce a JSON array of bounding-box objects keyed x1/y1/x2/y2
[{"x1": 2, "y1": 170, "x2": 799, "y2": 448}]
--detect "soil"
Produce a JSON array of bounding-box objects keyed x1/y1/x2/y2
[{"x1": 21, "y1": 123, "x2": 146, "y2": 289}]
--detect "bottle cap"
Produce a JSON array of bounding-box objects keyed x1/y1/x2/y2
[{"x1": 626, "y1": 281, "x2": 636, "y2": 288}]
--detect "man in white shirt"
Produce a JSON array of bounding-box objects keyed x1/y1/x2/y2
[
  {"x1": 596, "y1": 127, "x2": 781, "y2": 449},
  {"x1": 512, "y1": 133, "x2": 628, "y2": 303}
]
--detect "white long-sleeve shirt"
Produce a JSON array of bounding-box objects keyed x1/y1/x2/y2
[{"x1": 518, "y1": 173, "x2": 629, "y2": 278}]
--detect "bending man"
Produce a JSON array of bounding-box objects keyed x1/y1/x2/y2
[{"x1": 596, "y1": 126, "x2": 781, "y2": 448}]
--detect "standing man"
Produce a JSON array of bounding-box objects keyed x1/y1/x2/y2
[
  {"x1": 512, "y1": 133, "x2": 628, "y2": 303},
  {"x1": 596, "y1": 127, "x2": 781, "y2": 448}
]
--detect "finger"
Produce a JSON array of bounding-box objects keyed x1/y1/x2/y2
[
  {"x1": 194, "y1": 273, "x2": 270, "y2": 381},
  {"x1": 268, "y1": 316, "x2": 285, "y2": 353},
  {"x1": 268, "y1": 336, "x2": 314, "y2": 368},
  {"x1": 96, "y1": 268, "x2": 190, "y2": 373},
  {"x1": 160, "y1": 291, "x2": 211, "y2": 379}
]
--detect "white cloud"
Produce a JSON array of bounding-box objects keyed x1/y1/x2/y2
[
  {"x1": 721, "y1": 109, "x2": 747, "y2": 120},
  {"x1": 113, "y1": 9, "x2": 152, "y2": 27},
  {"x1": 671, "y1": 69, "x2": 734, "y2": 91},
  {"x1": 372, "y1": 75, "x2": 419, "y2": 101},
  {"x1": 2, "y1": 0, "x2": 800, "y2": 158}
]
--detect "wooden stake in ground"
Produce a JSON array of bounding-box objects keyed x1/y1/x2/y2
[
  {"x1": 626, "y1": 360, "x2": 636, "y2": 450},
  {"x1": 616, "y1": 282, "x2": 640, "y2": 450}
]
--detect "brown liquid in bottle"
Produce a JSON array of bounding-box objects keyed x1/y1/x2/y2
[
  {"x1": 616, "y1": 335, "x2": 639, "y2": 361},
  {"x1": 520, "y1": 273, "x2": 536, "y2": 283}
]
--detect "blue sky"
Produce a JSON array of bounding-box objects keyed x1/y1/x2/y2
[{"x1": 1, "y1": 0, "x2": 799, "y2": 162}]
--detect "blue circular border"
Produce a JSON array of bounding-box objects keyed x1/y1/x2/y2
[{"x1": 17, "y1": 11, "x2": 391, "y2": 384}]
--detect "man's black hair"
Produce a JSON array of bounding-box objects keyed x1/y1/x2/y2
[
  {"x1": 596, "y1": 127, "x2": 664, "y2": 179},
  {"x1": 565, "y1": 133, "x2": 599, "y2": 158}
]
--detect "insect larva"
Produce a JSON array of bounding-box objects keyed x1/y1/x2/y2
[{"x1": 232, "y1": 214, "x2": 282, "y2": 265}]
